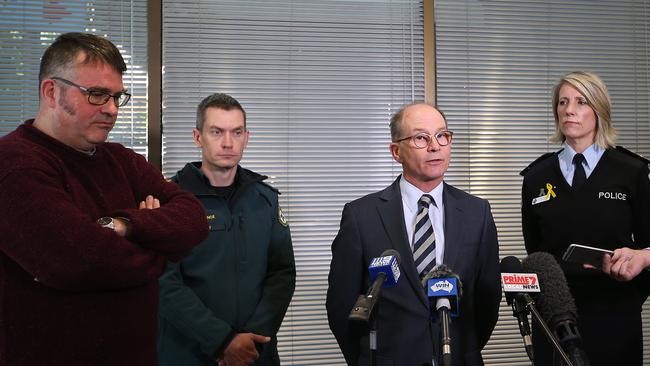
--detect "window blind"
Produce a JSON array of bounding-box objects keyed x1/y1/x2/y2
[
  {"x1": 0, "y1": 0, "x2": 149, "y2": 156},
  {"x1": 162, "y1": 1, "x2": 424, "y2": 364},
  {"x1": 435, "y1": 1, "x2": 650, "y2": 364}
]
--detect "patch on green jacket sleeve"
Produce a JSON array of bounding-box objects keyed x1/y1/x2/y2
[{"x1": 278, "y1": 205, "x2": 289, "y2": 227}]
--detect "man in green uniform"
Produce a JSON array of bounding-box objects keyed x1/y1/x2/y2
[{"x1": 158, "y1": 93, "x2": 296, "y2": 366}]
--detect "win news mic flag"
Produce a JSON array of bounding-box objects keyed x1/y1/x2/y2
[{"x1": 422, "y1": 264, "x2": 461, "y2": 318}]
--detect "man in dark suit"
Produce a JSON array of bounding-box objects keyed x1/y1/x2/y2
[{"x1": 326, "y1": 102, "x2": 501, "y2": 366}]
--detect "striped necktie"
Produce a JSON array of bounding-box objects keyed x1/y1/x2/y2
[{"x1": 413, "y1": 194, "x2": 437, "y2": 278}]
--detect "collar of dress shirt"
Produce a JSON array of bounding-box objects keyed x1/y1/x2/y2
[
  {"x1": 558, "y1": 142, "x2": 605, "y2": 176},
  {"x1": 400, "y1": 175, "x2": 444, "y2": 214}
]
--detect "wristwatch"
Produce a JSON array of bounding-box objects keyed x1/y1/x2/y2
[{"x1": 97, "y1": 216, "x2": 115, "y2": 230}]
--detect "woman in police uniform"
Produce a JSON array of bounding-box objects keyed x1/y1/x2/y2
[{"x1": 520, "y1": 71, "x2": 650, "y2": 366}]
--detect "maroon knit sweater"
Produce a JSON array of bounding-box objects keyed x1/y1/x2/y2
[{"x1": 0, "y1": 120, "x2": 209, "y2": 365}]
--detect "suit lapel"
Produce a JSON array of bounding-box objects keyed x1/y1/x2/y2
[
  {"x1": 377, "y1": 177, "x2": 429, "y2": 306},
  {"x1": 442, "y1": 183, "x2": 463, "y2": 269}
]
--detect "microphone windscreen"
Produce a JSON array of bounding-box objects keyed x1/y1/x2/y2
[
  {"x1": 522, "y1": 252, "x2": 577, "y2": 322},
  {"x1": 500, "y1": 255, "x2": 524, "y2": 273},
  {"x1": 423, "y1": 263, "x2": 453, "y2": 281}
]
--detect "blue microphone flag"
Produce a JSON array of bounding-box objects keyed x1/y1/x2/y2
[
  {"x1": 427, "y1": 277, "x2": 460, "y2": 318},
  {"x1": 368, "y1": 254, "x2": 400, "y2": 287}
]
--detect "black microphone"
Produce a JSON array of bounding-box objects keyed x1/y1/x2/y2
[
  {"x1": 499, "y1": 256, "x2": 535, "y2": 361},
  {"x1": 523, "y1": 252, "x2": 590, "y2": 366},
  {"x1": 422, "y1": 264, "x2": 462, "y2": 366},
  {"x1": 348, "y1": 249, "x2": 401, "y2": 324}
]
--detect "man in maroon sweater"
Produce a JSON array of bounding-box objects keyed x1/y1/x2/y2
[{"x1": 0, "y1": 33, "x2": 209, "y2": 365}]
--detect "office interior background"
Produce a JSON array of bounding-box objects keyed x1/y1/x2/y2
[{"x1": 2, "y1": 0, "x2": 650, "y2": 364}]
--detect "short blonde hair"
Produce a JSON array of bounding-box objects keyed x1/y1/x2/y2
[{"x1": 550, "y1": 71, "x2": 617, "y2": 149}]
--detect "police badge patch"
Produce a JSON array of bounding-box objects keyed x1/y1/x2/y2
[{"x1": 278, "y1": 206, "x2": 289, "y2": 227}]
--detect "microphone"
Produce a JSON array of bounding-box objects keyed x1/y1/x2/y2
[
  {"x1": 500, "y1": 256, "x2": 537, "y2": 361},
  {"x1": 523, "y1": 252, "x2": 590, "y2": 366},
  {"x1": 422, "y1": 264, "x2": 461, "y2": 317},
  {"x1": 422, "y1": 264, "x2": 462, "y2": 366},
  {"x1": 348, "y1": 249, "x2": 401, "y2": 324}
]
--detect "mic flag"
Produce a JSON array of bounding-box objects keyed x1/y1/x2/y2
[
  {"x1": 368, "y1": 250, "x2": 401, "y2": 288},
  {"x1": 422, "y1": 264, "x2": 462, "y2": 317},
  {"x1": 426, "y1": 276, "x2": 460, "y2": 318},
  {"x1": 500, "y1": 255, "x2": 541, "y2": 301},
  {"x1": 501, "y1": 272, "x2": 541, "y2": 294},
  {"x1": 348, "y1": 249, "x2": 402, "y2": 325}
]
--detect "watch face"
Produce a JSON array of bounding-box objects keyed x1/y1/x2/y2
[{"x1": 97, "y1": 217, "x2": 113, "y2": 226}]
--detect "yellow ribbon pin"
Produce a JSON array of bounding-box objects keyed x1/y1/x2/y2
[{"x1": 545, "y1": 183, "x2": 556, "y2": 198}]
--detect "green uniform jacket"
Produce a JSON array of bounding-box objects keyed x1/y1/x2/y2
[{"x1": 158, "y1": 163, "x2": 296, "y2": 365}]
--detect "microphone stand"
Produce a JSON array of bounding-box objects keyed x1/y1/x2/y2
[
  {"x1": 519, "y1": 294, "x2": 574, "y2": 366},
  {"x1": 349, "y1": 273, "x2": 386, "y2": 366},
  {"x1": 512, "y1": 298, "x2": 534, "y2": 361},
  {"x1": 439, "y1": 306, "x2": 452, "y2": 366},
  {"x1": 369, "y1": 303, "x2": 378, "y2": 366}
]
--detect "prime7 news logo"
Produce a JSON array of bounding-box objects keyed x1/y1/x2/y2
[{"x1": 500, "y1": 273, "x2": 540, "y2": 292}]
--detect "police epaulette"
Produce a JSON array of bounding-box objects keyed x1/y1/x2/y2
[
  {"x1": 519, "y1": 151, "x2": 559, "y2": 176},
  {"x1": 615, "y1": 146, "x2": 650, "y2": 165}
]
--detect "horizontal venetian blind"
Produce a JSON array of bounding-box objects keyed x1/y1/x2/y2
[
  {"x1": 161, "y1": 1, "x2": 424, "y2": 364},
  {"x1": 435, "y1": 1, "x2": 650, "y2": 364},
  {"x1": 0, "y1": 0, "x2": 148, "y2": 156}
]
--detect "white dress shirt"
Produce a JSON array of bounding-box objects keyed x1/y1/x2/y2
[{"x1": 400, "y1": 176, "x2": 446, "y2": 268}]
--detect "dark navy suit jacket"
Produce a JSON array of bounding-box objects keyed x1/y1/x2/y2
[{"x1": 326, "y1": 177, "x2": 501, "y2": 366}]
